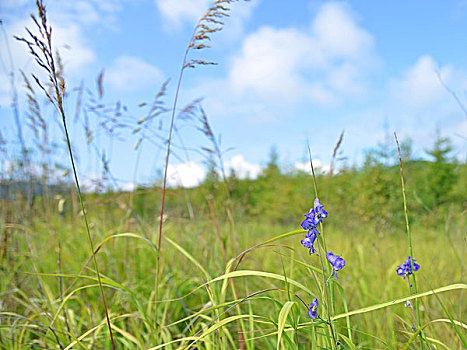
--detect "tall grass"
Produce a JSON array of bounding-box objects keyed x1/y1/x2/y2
[
  {"x1": 15, "y1": 0, "x2": 116, "y2": 347},
  {"x1": 0, "y1": 1, "x2": 466, "y2": 349},
  {"x1": 1, "y1": 211, "x2": 465, "y2": 348}
]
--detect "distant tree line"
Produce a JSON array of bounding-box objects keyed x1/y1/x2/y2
[
  {"x1": 130, "y1": 132, "x2": 465, "y2": 234},
  {"x1": 3, "y1": 133, "x2": 465, "y2": 233}
]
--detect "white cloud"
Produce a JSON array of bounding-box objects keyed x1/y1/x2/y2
[
  {"x1": 154, "y1": 0, "x2": 258, "y2": 38},
  {"x1": 327, "y1": 63, "x2": 363, "y2": 94},
  {"x1": 48, "y1": 1, "x2": 126, "y2": 29},
  {"x1": 226, "y1": 1, "x2": 376, "y2": 104},
  {"x1": 52, "y1": 25, "x2": 96, "y2": 74},
  {"x1": 119, "y1": 181, "x2": 136, "y2": 192},
  {"x1": 308, "y1": 83, "x2": 336, "y2": 104},
  {"x1": 167, "y1": 161, "x2": 205, "y2": 187},
  {"x1": 310, "y1": 2, "x2": 373, "y2": 62},
  {"x1": 0, "y1": 159, "x2": 69, "y2": 183},
  {"x1": 16, "y1": 20, "x2": 95, "y2": 74},
  {"x1": 0, "y1": 18, "x2": 96, "y2": 107},
  {"x1": 80, "y1": 173, "x2": 105, "y2": 193},
  {"x1": 225, "y1": 154, "x2": 262, "y2": 179},
  {"x1": 1, "y1": 0, "x2": 125, "y2": 28},
  {"x1": 64, "y1": 2, "x2": 101, "y2": 25},
  {"x1": 155, "y1": 0, "x2": 211, "y2": 28},
  {"x1": 164, "y1": 155, "x2": 262, "y2": 188},
  {"x1": 386, "y1": 56, "x2": 467, "y2": 159},
  {"x1": 212, "y1": 0, "x2": 259, "y2": 45},
  {"x1": 228, "y1": 26, "x2": 315, "y2": 100},
  {"x1": 106, "y1": 56, "x2": 164, "y2": 92},
  {"x1": 294, "y1": 160, "x2": 330, "y2": 174},
  {"x1": 390, "y1": 55, "x2": 452, "y2": 109}
]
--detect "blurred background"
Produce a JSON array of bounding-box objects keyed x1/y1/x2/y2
[{"x1": 1, "y1": 0, "x2": 466, "y2": 191}]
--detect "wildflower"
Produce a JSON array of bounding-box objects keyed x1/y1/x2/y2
[
  {"x1": 301, "y1": 231, "x2": 317, "y2": 254},
  {"x1": 405, "y1": 300, "x2": 412, "y2": 308},
  {"x1": 301, "y1": 209, "x2": 320, "y2": 232},
  {"x1": 314, "y1": 198, "x2": 328, "y2": 220},
  {"x1": 300, "y1": 198, "x2": 327, "y2": 255},
  {"x1": 396, "y1": 256, "x2": 420, "y2": 279},
  {"x1": 307, "y1": 298, "x2": 318, "y2": 319},
  {"x1": 300, "y1": 198, "x2": 328, "y2": 233},
  {"x1": 326, "y1": 251, "x2": 346, "y2": 279}
]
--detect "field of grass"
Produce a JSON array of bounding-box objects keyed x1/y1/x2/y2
[
  {"x1": 0, "y1": 191, "x2": 465, "y2": 349},
  {"x1": 1, "y1": 1, "x2": 466, "y2": 349}
]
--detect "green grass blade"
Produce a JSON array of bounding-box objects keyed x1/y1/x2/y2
[
  {"x1": 429, "y1": 318, "x2": 467, "y2": 329},
  {"x1": 28, "y1": 272, "x2": 147, "y2": 323},
  {"x1": 257, "y1": 229, "x2": 304, "y2": 246},
  {"x1": 277, "y1": 301, "x2": 296, "y2": 350},
  {"x1": 146, "y1": 336, "x2": 213, "y2": 350},
  {"x1": 97, "y1": 233, "x2": 159, "y2": 255},
  {"x1": 332, "y1": 283, "x2": 467, "y2": 320},
  {"x1": 63, "y1": 314, "x2": 137, "y2": 350},
  {"x1": 338, "y1": 333, "x2": 357, "y2": 350},
  {"x1": 180, "y1": 315, "x2": 259, "y2": 350},
  {"x1": 28, "y1": 272, "x2": 134, "y2": 294},
  {"x1": 165, "y1": 236, "x2": 211, "y2": 280},
  {"x1": 164, "y1": 269, "x2": 314, "y2": 302},
  {"x1": 432, "y1": 292, "x2": 467, "y2": 347},
  {"x1": 208, "y1": 270, "x2": 313, "y2": 295},
  {"x1": 335, "y1": 281, "x2": 352, "y2": 342},
  {"x1": 231, "y1": 229, "x2": 304, "y2": 269}
]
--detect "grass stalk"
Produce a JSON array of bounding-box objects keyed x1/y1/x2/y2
[
  {"x1": 394, "y1": 132, "x2": 424, "y2": 348},
  {"x1": 15, "y1": 203, "x2": 64, "y2": 349},
  {"x1": 60, "y1": 63, "x2": 116, "y2": 350},
  {"x1": 306, "y1": 143, "x2": 337, "y2": 349},
  {"x1": 16, "y1": 1, "x2": 116, "y2": 347}
]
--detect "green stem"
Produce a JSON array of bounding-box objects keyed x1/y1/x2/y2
[
  {"x1": 395, "y1": 133, "x2": 423, "y2": 349},
  {"x1": 307, "y1": 143, "x2": 337, "y2": 349},
  {"x1": 41, "y1": 5, "x2": 116, "y2": 344},
  {"x1": 61, "y1": 116, "x2": 116, "y2": 349}
]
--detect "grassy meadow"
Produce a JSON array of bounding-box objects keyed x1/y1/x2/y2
[
  {"x1": 1, "y1": 161, "x2": 465, "y2": 349},
  {"x1": 1, "y1": 1, "x2": 466, "y2": 349}
]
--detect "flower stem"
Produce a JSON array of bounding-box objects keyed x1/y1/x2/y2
[{"x1": 395, "y1": 133, "x2": 424, "y2": 349}]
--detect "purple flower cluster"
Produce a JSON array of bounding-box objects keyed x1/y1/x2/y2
[
  {"x1": 300, "y1": 199, "x2": 328, "y2": 255},
  {"x1": 396, "y1": 256, "x2": 420, "y2": 279},
  {"x1": 300, "y1": 198, "x2": 347, "y2": 319}
]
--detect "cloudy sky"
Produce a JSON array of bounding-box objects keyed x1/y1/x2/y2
[{"x1": 1, "y1": 0, "x2": 466, "y2": 188}]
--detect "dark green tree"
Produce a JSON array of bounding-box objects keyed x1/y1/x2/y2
[
  {"x1": 425, "y1": 130, "x2": 457, "y2": 208},
  {"x1": 203, "y1": 155, "x2": 220, "y2": 193},
  {"x1": 262, "y1": 145, "x2": 280, "y2": 178}
]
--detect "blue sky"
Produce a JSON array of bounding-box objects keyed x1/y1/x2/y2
[{"x1": 1, "y1": 0, "x2": 466, "y2": 189}]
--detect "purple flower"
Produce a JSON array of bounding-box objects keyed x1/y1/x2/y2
[
  {"x1": 326, "y1": 251, "x2": 346, "y2": 279},
  {"x1": 300, "y1": 199, "x2": 327, "y2": 233},
  {"x1": 300, "y1": 209, "x2": 314, "y2": 230},
  {"x1": 396, "y1": 256, "x2": 420, "y2": 279},
  {"x1": 314, "y1": 198, "x2": 328, "y2": 220},
  {"x1": 300, "y1": 209, "x2": 320, "y2": 231},
  {"x1": 301, "y1": 231, "x2": 317, "y2": 254},
  {"x1": 300, "y1": 199, "x2": 328, "y2": 255},
  {"x1": 307, "y1": 298, "x2": 318, "y2": 319}
]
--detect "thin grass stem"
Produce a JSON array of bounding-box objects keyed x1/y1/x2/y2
[
  {"x1": 394, "y1": 132, "x2": 424, "y2": 349},
  {"x1": 306, "y1": 142, "x2": 338, "y2": 349}
]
